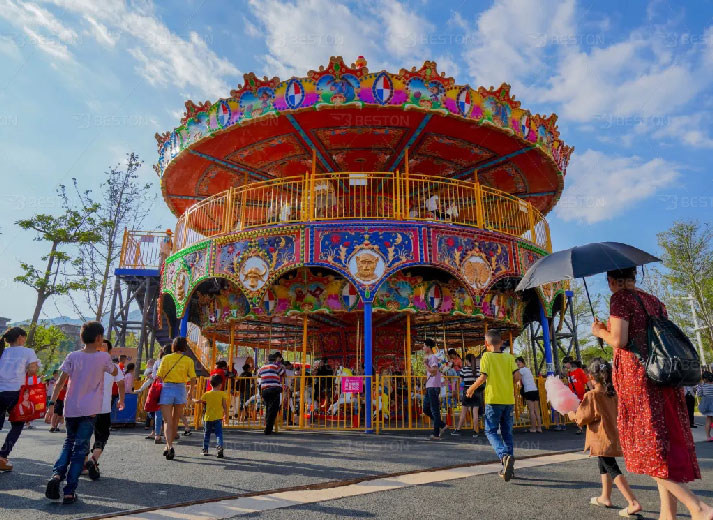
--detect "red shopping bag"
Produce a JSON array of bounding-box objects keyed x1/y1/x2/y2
[
  {"x1": 9, "y1": 375, "x2": 47, "y2": 422},
  {"x1": 144, "y1": 378, "x2": 163, "y2": 413}
]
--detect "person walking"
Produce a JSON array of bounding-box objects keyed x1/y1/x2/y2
[
  {"x1": 422, "y1": 339, "x2": 446, "y2": 440},
  {"x1": 0, "y1": 327, "x2": 38, "y2": 472},
  {"x1": 44, "y1": 321, "x2": 117, "y2": 504},
  {"x1": 592, "y1": 267, "x2": 713, "y2": 520},
  {"x1": 140, "y1": 345, "x2": 170, "y2": 443},
  {"x1": 466, "y1": 330, "x2": 520, "y2": 482},
  {"x1": 451, "y1": 353, "x2": 481, "y2": 437},
  {"x1": 697, "y1": 371, "x2": 713, "y2": 441},
  {"x1": 156, "y1": 337, "x2": 196, "y2": 460},
  {"x1": 83, "y1": 339, "x2": 125, "y2": 481},
  {"x1": 516, "y1": 356, "x2": 543, "y2": 433},
  {"x1": 195, "y1": 374, "x2": 228, "y2": 457},
  {"x1": 569, "y1": 358, "x2": 642, "y2": 517},
  {"x1": 564, "y1": 357, "x2": 588, "y2": 435},
  {"x1": 258, "y1": 353, "x2": 285, "y2": 435},
  {"x1": 684, "y1": 385, "x2": 697, "y2": 428}
]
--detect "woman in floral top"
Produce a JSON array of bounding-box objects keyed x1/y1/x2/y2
[{"x1": 592, "y1": 267, "x2": 712, "y2": 520}]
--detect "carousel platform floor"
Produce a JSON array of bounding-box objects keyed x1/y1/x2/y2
[{"x1": 2, "y1": 421, "x2": 711, "y2": 520}]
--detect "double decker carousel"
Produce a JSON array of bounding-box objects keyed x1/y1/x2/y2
[{"x1": 154, "y1": 56, "x2": 573, "y2": 431}]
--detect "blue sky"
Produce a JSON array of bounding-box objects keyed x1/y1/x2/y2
[{"x1": 0, "y1": 0, "x2": 712, "y2": 320}]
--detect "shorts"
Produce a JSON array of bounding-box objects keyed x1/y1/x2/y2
[
  {"x1": 462, "y1": 389, "x2": 484, "y2": 409},
  {"x1": 699, "y1": 396, "x2": 713, "y2": 416},
  {"x1": 523, "y1": 390, "x2": 540, "y2": 402},
  {"x1": 159, "y1": 383, "x2": 187, "y2": 405},
  {"x1": 598, "y1": 456, "x2": 622, "y2": 480},
  {"x1": 54, "y1": 399, "x2": 64, "y2": 417},
  {"x1": 93, "y1": 412, "x2": 111, "y2": 451}
]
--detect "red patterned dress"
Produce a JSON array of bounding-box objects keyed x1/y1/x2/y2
[{"x1": 610, "y1": 289, "x2": 700, "y2": 482}]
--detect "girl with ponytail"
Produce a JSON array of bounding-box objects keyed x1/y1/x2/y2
[
  {"x1": 0, "y1": 326, "x2": 38, "y2": 471},
  {"x1": 568, "y1": 358, "x2": 641, "y2": 516}
]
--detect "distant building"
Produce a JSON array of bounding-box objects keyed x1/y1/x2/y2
[{"x1": 0, "y1": 317, "x2": 10, "y2": 331}]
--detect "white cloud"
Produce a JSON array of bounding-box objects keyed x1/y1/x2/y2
[
  {"x1": 376, "y1": 1, "x2": 434, "y2": 62},
  {"x1": 555, "y1": 150, "x2": 679, "y2": 223},
  {"x1": 649, "y1": 114, "x2": 713, "y2": 149},
  {"x1": 243, "y1": 16, "x2": 261, "y2": 38},
  {"x1": 0, "y1": 0, "x2": 78, "y2": 60},
  {"x1": 247, "y1": 0, "x2": 381, "y2": 78},
  {"x1": 35, "y1": 0, "x2": 239, "y2": 98},
  {"x1": 461, "y1": 0, "x2": 576, "y2": 88},
  {"x1": 84, "y1": 15, "x2": 116, "y2": 47}
]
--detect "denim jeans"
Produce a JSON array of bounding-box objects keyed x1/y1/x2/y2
[
  {"x1": 484, "y1": 404, "x2": 514, "y2": 461},
  {"x1": 203, "y1": 419, "x2": 224, "y2": 450},
  {"x1": 154, "y1": 408, "x2": 163, "y2": 436},
  {"x1": 53, "y1": 416, "x2": 96, "y2": 496},
  {"x1": 423, "y1": 387, "x2": 445, "y2": 436},
  {"x1": 0, "y1": 390, "x2": 23, "y2": 459}
]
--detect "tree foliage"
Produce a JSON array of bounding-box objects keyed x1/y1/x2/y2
[
  {"x1": 656, "y1": 220, "x2": 713, "y2": 360},
  {"x1": 32, "y1": 324, "x2": 74, "y2": 376},
  {"x1": 15, "y1": 202, "x2": 101, "y2": 347},
  {"x1": 61, "y1": 152, "x2": 155, "y2": 321}
]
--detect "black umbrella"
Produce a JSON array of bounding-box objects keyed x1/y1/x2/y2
[{"x1": 516, "y1": 242, "x2": 661, "y2": 346}]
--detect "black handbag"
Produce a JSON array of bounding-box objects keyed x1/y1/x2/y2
[{"x1": 627, "y1": 290, "x2": 702, "y2": 387}]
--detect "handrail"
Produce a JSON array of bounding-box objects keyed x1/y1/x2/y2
[
  {"x1": 118, "y1": 230, "x2": 172, "y2": 269},
  {"x1": 171, "y1": 172, "x2": 552, "y2": 253}
]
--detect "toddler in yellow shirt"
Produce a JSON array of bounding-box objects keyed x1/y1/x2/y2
[{"x1": 195, "y1": 374, "x2": 229, "y2": 458}]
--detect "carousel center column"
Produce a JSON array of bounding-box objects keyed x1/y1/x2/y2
[{"x1": 364, "y1": 301, "x2": 373, "y2": 433}]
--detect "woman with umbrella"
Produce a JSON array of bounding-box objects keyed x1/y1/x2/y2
[
  {"x1": 519, "y1": 242, "x2": 711, "y2": 519},
  {"x1": 592, "y1": 267, "x2": 711, "y2": 520}
]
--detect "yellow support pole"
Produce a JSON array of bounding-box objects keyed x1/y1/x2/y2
[
  {"x1": 299, "y1": 315, "x2": 308, "y2": 428},
  {"x1": 395, "y1": 169, "x2": 401, "y2": 219},
  {"x1": 509, "y1": 330, "x2": 514, "y2": 355},
  {"x1": 308, "y1": 149, "x2": 317, "y2": 221},
  {"x1": 211, "y1": 336, "x2": 217, "y2": 368},
  {"x1": 404, "y1": 148, "x2": 410, "y2": 217},
  {"x1": 474, "y1": 176, "x2": 484, "y2": 229},
  {"x1": 406, "y1": 313, "x2": 412, "y2": 429}
]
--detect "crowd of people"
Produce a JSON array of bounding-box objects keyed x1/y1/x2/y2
[{"x1": 1, "y1": 266, "x2": 713, "y2": 517}]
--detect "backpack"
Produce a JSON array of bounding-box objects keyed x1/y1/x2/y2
[{"x1": 627, "y1": 290, "x2": 702, "y2": 387}]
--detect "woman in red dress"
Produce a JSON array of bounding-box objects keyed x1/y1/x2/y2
[{"x1": 592, "y1": 267, "x2": 712, "y2": 520}]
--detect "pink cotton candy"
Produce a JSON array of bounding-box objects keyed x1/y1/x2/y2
[{"x1": 545, "y1": 375, "x2": 580, "y2": 414}]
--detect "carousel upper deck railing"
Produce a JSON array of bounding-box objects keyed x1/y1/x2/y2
[
  {"x1": 118, "y1": 230, "x2": 171, "y2": 270},
  {"x1": 172, "y1": 172, "x2": 552, "y2": 254}
]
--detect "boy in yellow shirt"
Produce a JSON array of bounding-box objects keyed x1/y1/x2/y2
[
  {"x1": 466, "y1": 330, "x2": 521, "y2": 482},
  {"x1": 195, "y1": 374, "x2": 228, "y2": 458}
]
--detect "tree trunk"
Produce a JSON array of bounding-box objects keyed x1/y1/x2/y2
[
  {"x1": 26, "y1": 241, "x2": 57, "y2": 348},
  {"x1": 95, "y1": 251, "x2": 113, "y2": 322}
]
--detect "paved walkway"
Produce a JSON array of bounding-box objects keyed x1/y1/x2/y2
[{"x1": 1, "y1": 421, "x2": 711, "y2": 520}]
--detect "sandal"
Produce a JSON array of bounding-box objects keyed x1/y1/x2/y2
[
  {"x1": 590, "y1": 497, "x2": 614, "y2": 508},
  {"x1": 618, "y1": 507, "x2": 641, "y2": 518},
  {"x1": 62, "y1": 493, "x2": 78, "y2": 504}
]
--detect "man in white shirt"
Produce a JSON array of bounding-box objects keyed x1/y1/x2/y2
[
  {"x1": 83, "y1": 339, "x2": 124, "y2": 480},
  {"x1": 0, "y1": 327, "x2": 38, "y2": 471}
]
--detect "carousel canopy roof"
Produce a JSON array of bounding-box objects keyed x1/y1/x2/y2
[{"x1": 155, "y1": 56, "x2": 573, "y2": 218}]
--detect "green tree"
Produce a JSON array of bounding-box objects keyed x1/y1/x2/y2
[
  {"x1": 32, "y1": 324, "x2": 71, "y2": 376},
  {"x1": 15, "y1": 205, "x2": 101, "y2": 348},
  {"x1": 62, "y1": 152, "x2": 155, "y2": 321},
  {"x1": 657, "y1": 221, "x2": 713, "y2": 360}
]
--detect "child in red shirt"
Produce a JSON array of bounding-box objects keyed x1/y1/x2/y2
[{"x1": 564, "y1": 358, "x2": 588, "y2": 435}]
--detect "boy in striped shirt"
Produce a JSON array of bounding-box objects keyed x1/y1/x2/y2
[{"x1": 258, "y1": 353, "x2": 285, "y2": 435}]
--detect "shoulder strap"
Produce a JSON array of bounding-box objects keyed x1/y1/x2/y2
[
  {"x1": 627, "y1": 289, "x2": 650, "y2": 317},
  {"x1": 162, "y1": 354, "x2": 186, "y2": 380}
]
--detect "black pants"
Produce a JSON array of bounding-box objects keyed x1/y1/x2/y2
[
  {"x1": 0, "y1": 391, "x2": 23, "y2": 459},
  {"x1": 686, "y1": 393, "x2": 696, "y2": 426},
  {"x1": 598, "y1": 456, "x2": 622, "y2": 480},
  {"x1": 261, "y1": 387, "x2": 282, "y2": 435},
  {"x1": 92, "y1": 413, "x2": 112, "y2": 451}
]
